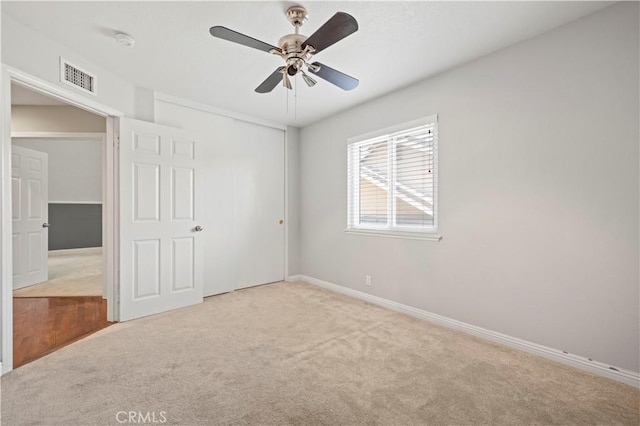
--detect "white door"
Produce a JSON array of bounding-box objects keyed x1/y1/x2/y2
[
  {"x1": 12, "y1": 146, "x2": 49, "y2": 289},
  {"x1": 119, "y1": 118, "x2": 203, "y2": 321},
  {"x1": 233, "y1": 121, "x2": 285, "y2": 290}
]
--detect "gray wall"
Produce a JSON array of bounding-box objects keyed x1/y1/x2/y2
[
  {"x1": 298, "y1": 2, "x2": 639, "y2": 372},
  {"x1": 48, "y1": 204, "x2": 102, "y2": 250}
]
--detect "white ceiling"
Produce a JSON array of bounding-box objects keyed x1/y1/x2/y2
[
  {"x1": 2, "y1": 1, "x2": 612, "y2": 126},
  {"x1": 11, "y1": 83, "x2": 67, "y2": 106}
]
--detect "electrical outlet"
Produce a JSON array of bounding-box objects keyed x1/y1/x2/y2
[{"x1": 365, "y1": 275, "x2": 372, "y2": 287}]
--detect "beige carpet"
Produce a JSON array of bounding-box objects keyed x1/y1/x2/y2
[
  {"x1": 1, "y1": 281, "x2": 638, "y2": 425},
  {"x1": 13, "y1": 247, "x2": 103, "y2": 297}
]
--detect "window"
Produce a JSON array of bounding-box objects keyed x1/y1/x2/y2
[{"x1": 347, "y1": 115, "x2": 440, "y2": 240}]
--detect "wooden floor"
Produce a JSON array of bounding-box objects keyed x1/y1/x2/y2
[{"x1": 13, "y1": 296, "x2": 113, "y2": 368}]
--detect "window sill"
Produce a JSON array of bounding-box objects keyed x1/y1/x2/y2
[{"x1": 345, "y1": 228, "x2": 442, "y2": 242}]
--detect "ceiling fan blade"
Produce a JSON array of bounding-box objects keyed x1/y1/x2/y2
[
  {"x1": 307, "y1": 62, "x2": 359, "y2": 91},
  {"x1": 209, "y1": 26, "x2": 281, "y2": 54},
  {"x1": 301, "y1": 12, "x2": 358, "y2": 54},
  {"x1": 255, "y1": 67, "x2": 286, "y2": 93}
]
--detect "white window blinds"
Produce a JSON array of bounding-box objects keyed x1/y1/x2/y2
[{"x1": 348, "y1": 115, "x2": 438, "y2": 235}]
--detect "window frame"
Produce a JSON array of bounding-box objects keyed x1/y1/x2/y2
[{"x1": 346, "y1": 115, "x2": 441, "y2": 241}]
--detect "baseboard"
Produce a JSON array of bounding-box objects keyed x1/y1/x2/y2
[
  {"x1": 285, "y1": 275, "x2": 301, "y2": 282},
  {"x1": 298, "y1": 275, "x2": 640, "y2": 388}
]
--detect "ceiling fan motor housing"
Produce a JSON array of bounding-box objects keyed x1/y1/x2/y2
[
  {"x1": 278, "y1": 34, "x2": 307, "y2": 55},
  {"x1": 278, "y1": 34, "x2": 311, "y2": 76}
]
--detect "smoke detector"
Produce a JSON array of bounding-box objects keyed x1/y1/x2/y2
[{"x1": 115, "y1": 32, "x2": 135, "y2": 48}]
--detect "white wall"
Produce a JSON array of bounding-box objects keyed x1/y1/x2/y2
[
  {"x1": 286, "y1": 126, "x2": 300, "y2": 275},
  {"x1": 12, "y1": 138, "x2": 102, "y2": 203},
  {"x1": 2, "y1": 15, "x2": 156, "y2": 119},
  {"x1": 298, "y1": 2, "x2": 639, "y2": 372}
]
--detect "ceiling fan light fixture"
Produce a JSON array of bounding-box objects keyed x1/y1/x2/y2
[
  {"x1": 301, "y1": 71, "x2": 317, "y2": 87},
  {"x1": 307, "y1": 63, "x2": 321, "y2": 73},
  {"x1": 286, "y1": 64, "x2": 298, "y2": 76},
  {"x1": 282, "y1": 72, "x2": 293, "y2": 90}
]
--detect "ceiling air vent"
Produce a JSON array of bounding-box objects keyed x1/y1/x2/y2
[{"x1": 59, "y1": 57, "x2": 97, "y2": 95}]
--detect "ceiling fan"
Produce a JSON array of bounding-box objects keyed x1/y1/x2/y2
[{"x1": 209, "y1": 6, "x2": 359, "y2": 93}]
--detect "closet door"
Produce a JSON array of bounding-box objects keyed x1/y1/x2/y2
[
  {"x1": 232, "y1": 121, "x2": 285, "y2": 290},
  {"x1": 152, "y1": 100, "x2": 285, "y2": 297}
]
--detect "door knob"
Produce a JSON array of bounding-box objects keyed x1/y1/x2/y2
[
  {"x1": 194, "y1": 225, "x2": 204, "y2": 232},
  {"x1": 42, "y1": 223, "x2": 51, "y2": 228}
]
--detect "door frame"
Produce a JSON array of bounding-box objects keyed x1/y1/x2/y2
[{"x1": 0, "y1": 65, "x2": 122, "y2": 374}]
